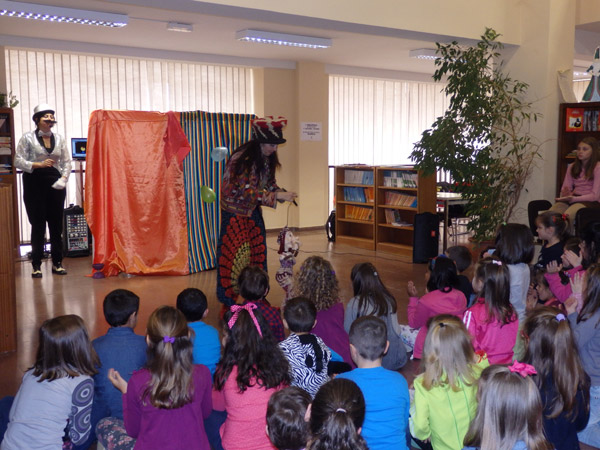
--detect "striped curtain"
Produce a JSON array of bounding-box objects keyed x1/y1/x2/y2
[{"x1": 180, "y1": 111, "x2": 255, "y2": 272}]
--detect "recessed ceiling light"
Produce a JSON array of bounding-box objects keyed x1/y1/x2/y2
[{"x1": 236, "y1": 29, "x2": 331, "y2": 49}]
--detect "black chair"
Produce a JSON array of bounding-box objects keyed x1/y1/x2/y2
[
  {"x1": 527, "y1": 200, "x2": 552, "y2": 238},
  {"x1": 575, "y1": 207, "x2": 600, "y2": 237}
]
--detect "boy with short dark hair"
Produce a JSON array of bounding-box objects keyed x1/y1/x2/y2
[
  {"x1": 337, "y1": 316, "x2": 410, "y2": 450},
  {"x1": 238, "y1": 265, "x2": 285, "y2": 341},
  {"x1": 176, "y1": 287, "x2": 221, "y2": 375},
  {"x1": 266, "y1": 386, "x2": 311, "y2": 450},
  {"x1": 446, "y1": 245, "x2": 474, "y2": 304},
  {"x1": 279, "y1": 297, "x2": 331, "y2": 397},
  {"x1": 86, "y1": 289, "x2": 147, "y2": 448}
]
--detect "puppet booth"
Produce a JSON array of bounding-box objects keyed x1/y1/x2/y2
[{"x1": 84, "y1": 109, "x2": 255, "y2": 277}]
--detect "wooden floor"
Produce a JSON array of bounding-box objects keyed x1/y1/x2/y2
[
  {"x1": 2, "y1": 229, "x2": 598, "y2": 450},
  {"x1": 0, "y1": 229, "x2": 428, "y2": 398}
]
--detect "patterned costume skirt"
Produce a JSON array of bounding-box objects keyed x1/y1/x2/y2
[{"x1": 217, "y1": 207, "x2": 267, "y2": 306}]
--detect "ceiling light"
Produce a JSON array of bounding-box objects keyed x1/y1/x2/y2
[
  {"x1": 236, "y1": 29, "x2": 331, "y2": 49},
  {"x1": 409, "y1": 48, "x2": 439, "y2": 60},
  {"x1": 0, "y1": 0, "x2": 128, "y2": 27},
  {"x1": 167, "y1": 21, "x2": 192, "y2": 33}
]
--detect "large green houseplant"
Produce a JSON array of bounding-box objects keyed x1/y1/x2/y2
[{"x1": 410, "y1": 28, "x2": 542, "y2": 242}]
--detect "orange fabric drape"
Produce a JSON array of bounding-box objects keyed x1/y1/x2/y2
[{"x1": 85, "y1": 110, "x2": 190, "y2": 276}]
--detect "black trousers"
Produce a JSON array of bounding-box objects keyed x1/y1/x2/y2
[{"x1": 22, "y1": 169, "x2": 66, "y2": 266}]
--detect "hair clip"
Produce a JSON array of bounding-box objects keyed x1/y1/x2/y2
[
  {"x1": 335, "y1": 408, "x2": 346, "y2": 413},
  {"x1": 508, "y1": 360, "x2": 537, "y2": 377},
  {"x1": 228, "y1": 303, "x2": 263, "y2": 337},
  {"x1": 562, "y1": 213, "x2": 568, "y2": 221},
  {"x1": 491, "y1": 260, "x2": 502, "y2": 266},
  {"x1": 555, "y1": 313, "x2": 566, "y2": 322},
  {"x1": 163, "y1": 336, "x2": 175, "y2": 344},
  {"x1": 502, "y1": 222, "x2": 507, "y2": 226},
  {"x1": 438, "y1": 322, "x2": 445, "y2": 328},
  {"x1": 373, "y1": 271, "x2": 378, "y2": 277}
]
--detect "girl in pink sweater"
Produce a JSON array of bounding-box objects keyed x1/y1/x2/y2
[
  {"x1": 213, "y1": 304, "x2": 290, "y2": 450},
  {"x1": 551, "y1": 136, "x2": 600, "y2": 226},
  {"x1": 463, "y1": 257, "x2": 519, "y2": 364},
  {"x1": 406, "y1": 256, "x2": 467, "y2": 359}
]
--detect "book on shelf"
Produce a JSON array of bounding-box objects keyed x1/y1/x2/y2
[
  {"x1": 345, "y1": 204, "x2": 373, "y2": 221},
  {"x1": 583, "y1": 109, "x2": 600, "y2": 131},
  {"x1": 343, "y1": 186, "x2": 374, "y2": 203},
  {"x1": 566, "y1": 108, "x2": 584, "y2": 132},
  {"x1": 384, "y1": 209, "x2": 412, "y2": 226},
  {"x1": 0, "y1": 147, "x2": 11, "y2": 156},
  {"x1": 344, "y1": 169, "x2": 373, "y2": 185},
  {"x1": 384, "y1": 191, "x2": 417, "y2": 208},
  {"x1": 382, "y1": 170, "x2": 418, "y2": 188}
]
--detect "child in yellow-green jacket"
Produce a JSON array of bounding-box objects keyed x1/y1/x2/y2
[{"x1": 409, "y1": 315, "x2": 489, "y2": 450}]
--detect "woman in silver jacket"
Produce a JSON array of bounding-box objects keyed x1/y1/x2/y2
[{"x1": 14, "y1": 104, "x2": 71, "y2": 278}]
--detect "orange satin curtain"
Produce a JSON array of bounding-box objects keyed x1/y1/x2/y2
[{"x1": 85, "y1": 110, "x2": 190, "y2": 276}]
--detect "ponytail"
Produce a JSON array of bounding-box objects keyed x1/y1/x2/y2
[{"x1": 309, "y1": 411, "x2": 368, "y2": 450}]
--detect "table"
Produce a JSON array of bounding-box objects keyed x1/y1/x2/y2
[{"x1": 437, "y1": 192, "x2": 467, "y2": 251}]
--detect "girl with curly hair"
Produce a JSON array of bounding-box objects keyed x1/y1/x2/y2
[{"x1": 293, "y1": 255, "x2": 353, "y2": 366}]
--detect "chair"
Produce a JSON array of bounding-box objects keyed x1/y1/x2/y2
[
  {"x1": 575, "y1": 207, "x2": 600, "y2": 237},
  {"x1": 437, "y1": 182, "x2": 469, "y2": 243},
  {"x1": 527, "y1": 200, "x2": 552, "y2": 238}
]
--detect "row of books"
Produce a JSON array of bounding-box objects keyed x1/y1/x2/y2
[
  {"x1": 343, "y1": 186, "x2": 374, "y2": 203},
  {"x1": 344, "y1": 169, "x2": 374, "y2": 185},
  {"x1": 384, "y1": 191, "x2": 417, "y2": 208},
  {"x1": 0, "y1": 163, "x2": 12, "y2": 174},
  {"x1": 382, "y1": 171, "x2": 418, "y2": 188},
  {"x1": 344, "y1": 205, "x2": 373, "y2": 221},
  {"x1": 383, "y1": 209, "x2": 411, "y2": 226},
  {"x1": 565, "y1": 107, "x2": 600, "y2": 132}
]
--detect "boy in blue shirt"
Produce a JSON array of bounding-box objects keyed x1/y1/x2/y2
[
  {"x1": 338, "y1": 316, "x2": 410, "y2": 450},
  {"x1": 78, "y1": 289, "x2": 147, "y2": 449},
  {"x1": 176, "y1": 287, "x2": 221, "y2": 375}
]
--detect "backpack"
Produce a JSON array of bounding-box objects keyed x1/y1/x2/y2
[{"x1": 325, "y1": 210, "x2": 336, "y2": 242}]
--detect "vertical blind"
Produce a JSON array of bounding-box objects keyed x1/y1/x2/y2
[
  {"x1": 328, "y1": 75, "x2": 451, "y2": 166},
  {"x1": 5, "y1": 48, "x2": 254, "y2": 244}
]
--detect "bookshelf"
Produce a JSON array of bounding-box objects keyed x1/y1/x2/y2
[
  {"x1": 557, "y1": 102, "x2": 600, "y2": 195},
  {"x1": 0, "y1": 108, "x2": 19, "y2": 255},
  {"x1": 334, "y1": 165, "x2": 376, "y2": 250},
  {"x1": 375, "y1": 166, "x2": 436, "y2": 258}
]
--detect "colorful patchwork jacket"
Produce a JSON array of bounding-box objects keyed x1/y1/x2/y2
[{"x1": 220, "y1": 150, "x2": 279, "y2": 216}]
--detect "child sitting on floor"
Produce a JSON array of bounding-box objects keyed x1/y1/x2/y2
[
  {"x1": 445, "y1": 245, "x2": 474, "y2": 305},
  {"x1": 292, "y1": 255, "x2": 353, "y2": 366},
  {"x1": 177, "y1": 287, "x2": 221, "y2": 376},
  {"x1": 279, "y1": 297, "x2": 331, "y2": 397},
  {"x1": 238, "y1": 265, "x2": 285, "y2": 342},
  {"x1": 266, "y1": 387, "x2": 312, "y2": 450},
  {"x1": 338, "y1": 316, "x2": 410, "y2": 450}
]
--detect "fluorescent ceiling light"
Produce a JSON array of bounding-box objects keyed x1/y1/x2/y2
[
  {"x1": 0, "y1": 0, "x2": 128, "y2": 27},
  {"x1": 167, "y1": 21, "x2": 192, "y2": 33},
  {"x1": 236, "y1": 29, "x2": 331, "y2": 49},
  {"x1": 409, "y1": 48, "x2": 438, "y2": 60}
]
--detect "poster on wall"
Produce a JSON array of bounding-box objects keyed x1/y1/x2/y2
[
  {"x1": 566, "y1": 108, "x2": 584, "y2": 132},
  {"x1": 300, "y1": 122, "x2": 322, "y2": 141}
]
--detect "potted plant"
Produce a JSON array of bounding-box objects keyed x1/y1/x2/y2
[
  {"x1": 410, "y1": 28, "x2": 542, "y2": 242},
  {"x1": 0, "y1": 91, "x2": 19, "y2": 108}
]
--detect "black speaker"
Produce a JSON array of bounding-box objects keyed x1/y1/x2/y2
[
  {"x1": 63, "y1": 204, "x2": 91, "y2": 257},
  {"x1": 413, "y1": 212, "x2": 439, "y2": 263}
]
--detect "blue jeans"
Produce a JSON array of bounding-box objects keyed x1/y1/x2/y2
[{"x1": 579, "y1": 384, "x2": 600, "y2": 447}]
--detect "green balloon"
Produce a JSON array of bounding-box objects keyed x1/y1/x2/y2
[{"x1": 201, "y1": 185, "x2": 216, "y2": 203}]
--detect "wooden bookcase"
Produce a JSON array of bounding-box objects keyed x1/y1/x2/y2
[
  {"x1": 375, "y1": 166, "x2": 436, "y2": 257},
  {"x1": 557, "y1": 102, "x2": 600, "y2": 195},
  {"x1": 334, "y1": 165, "x2": 376, "y2": 250},
  {"x1": 334, "y1": 165, "x2": 436, "y2": 257},
  {"x1": 0, "y1": 108, "x2": 19, "y2": 255}
]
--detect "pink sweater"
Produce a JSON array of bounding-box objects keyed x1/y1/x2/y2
[
  {"x1": 462, "y1": 298, "x2": 519, "y2": 364},
  {"x1": 219, "y1": 366, "x2": 282, "y2": 450},
  {"x1": 544, "y1": 265, "x2": 585, "y2": 303},
  {"x1": 560, "y1": 162, "x2": 600, "y2": 203},
  {"x1": 408, "y1": 288, "x2": 467, "y2": 359}
]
